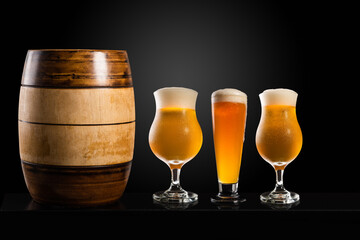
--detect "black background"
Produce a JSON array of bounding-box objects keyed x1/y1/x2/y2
[{"x1": 1, "y1": 0, "x2": 356, "y2": 200}]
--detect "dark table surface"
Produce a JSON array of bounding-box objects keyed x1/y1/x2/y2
[
  {"x1": 1, "y1": 192, "x2": 360, "y2": 211},
  {"x1": 1, "y1": 192, "x2": 360, "y2": 224}
]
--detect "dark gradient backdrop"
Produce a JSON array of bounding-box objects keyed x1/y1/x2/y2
[{"x1": 2, "y1": 0, "x2": 353, "y2": 197}]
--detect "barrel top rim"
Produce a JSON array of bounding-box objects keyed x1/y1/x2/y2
[{"x1": 28, "y1": 49, "x2": 128, "y2": 53}]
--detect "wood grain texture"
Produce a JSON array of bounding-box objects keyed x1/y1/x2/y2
[
  {"x1": 19, "y1": 121, "x2": 135, "y2": 166},
  {"x1": 18, "y1": 86, "x2": 135, "y2": 124},
  {"x1": 21, "y1": 49, "x2": 132, "y2": 88},
  {"x1": 21, "y1": 160, "x2": 131, "y2": 207},
  {"x1": 19, "y1": 49, "x2": 135, "y2": 206}
]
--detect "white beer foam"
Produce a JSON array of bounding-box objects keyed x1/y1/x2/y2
[
  {"x1": 154, "y1": 87, "x2": 198, "y2": 109},
  {"x1": 211, "y1": 88, "x2": 247, "y2": 105},
  {"x1": 259, "y1": 88, "x2": 298, "y2": 106}
]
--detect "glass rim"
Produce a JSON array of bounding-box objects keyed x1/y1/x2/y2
[
  {"x1": 27, "y1": 49, "x2": 127, "y2": 53},
  {"x1": 211, "y1": 88, "x2": 247, "y2": 104}
]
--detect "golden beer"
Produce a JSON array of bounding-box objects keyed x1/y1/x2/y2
[
  {"x1": 212, "y1": 101, "x2": 247, "y2": 183},
  {"x1": 256, "y1": 105, "x2": 302, "y2": 170},
  {"x1": 212, "y1": 89, "x2": 247, "y2": 184},
  {"x1": 149, "y1": 87, "x2": 202, "y2": 203},
  {"x1": 211, "y1": 88, "x2": 247, "y2": 204},
  {"x1": 149, "y1": 107, "x2": 203, "y2": 168},
  {"x1": 256, "y1": 88, "x2": 302, "y2": 204}
]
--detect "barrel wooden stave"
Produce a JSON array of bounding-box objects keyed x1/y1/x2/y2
[
  {"x1": 18, "y1": 121, "x2": 135, "y2": 166},
  {"x1": 19, "y1": 49, "x2": 135, "y2": 206},
  {"x1": 22, "y1": 49, "x2": 132, "y2": 87},
  {"x1": 19, "y1": 87, "x2": 135, "y2": 124},
  {"x1": 21, "y1": 161, "x2": 131, "y2": 207}
]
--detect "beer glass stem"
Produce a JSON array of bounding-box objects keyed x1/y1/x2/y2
[
  {"x1": 260, "y1": 167, "x2": 300, "y2": 205},
  {"x1": 275, "y1": 169, "x2": 285, "y2": 192},
  {"x1": 170, "y1": 168, "x2": 182, "y2": 192},
  {"x1": 272, "y1": 168, "x2": 292, "y2": 197},
  {"x1": 153, "y1": 165, "x2": 198, "y2": 204}
]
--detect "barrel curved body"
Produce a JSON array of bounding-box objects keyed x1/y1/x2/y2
[{"x1": 18, "y1": 49, "x2": 135, "y2": 206}]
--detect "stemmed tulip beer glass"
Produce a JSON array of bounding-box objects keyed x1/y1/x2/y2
[
  {"x1": 149, "y1": 87, "x2": 203, "y2": 203},
  {"x1": 256, "y1": 89, "x2": 303, "y2": 204},
  {"x1": 148, "y1": 87, "x2": 302, "y2": 205}
]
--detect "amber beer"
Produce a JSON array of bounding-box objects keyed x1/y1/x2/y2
[
  {"x1": 256, "y1": 105, "x2": 302, "y2": 170},
  {"x1": 149, "y1": 87, "x2": 202, "y2": 203},
  {"x1": 256, "y1": 88, "x2": 302, "y2": 204},
  {"x1": 256, "y1": 90, "x2": 302, "y2": 170},
  {"x1": 212, "y1": 89, "x2": 247, "y2": 184},
  {"x1": 149, "y1": 107, "x2": 203, "y2": 168}
]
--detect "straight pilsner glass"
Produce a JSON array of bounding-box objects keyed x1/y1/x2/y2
[
  {"x1": 149, "y1": 87, "x2": 203, "y2": 204},
  {"x1": 256, "y1": 88, "x2": 302, "y2": 204},
  {"x1": 211, "y1": 89, "x2": 247, "y2": 204}
]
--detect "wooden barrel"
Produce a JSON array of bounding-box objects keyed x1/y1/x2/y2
[{"x1": 18, "y1": 49, "x2": 135, "y2": 206}]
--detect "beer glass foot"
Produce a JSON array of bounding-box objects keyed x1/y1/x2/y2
[
  {"x1": 211, "y1": 183, "x2": 246, "y2": 204},
  {"x1": 210, "y1": 194, "x2": 246, "y2": 205},
  {"x1": 153, "y1": 190, "x2": 198, "y2": 204},
  {"x1": 260, "y1": 190, "x2": 299, "y2": 204}
]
